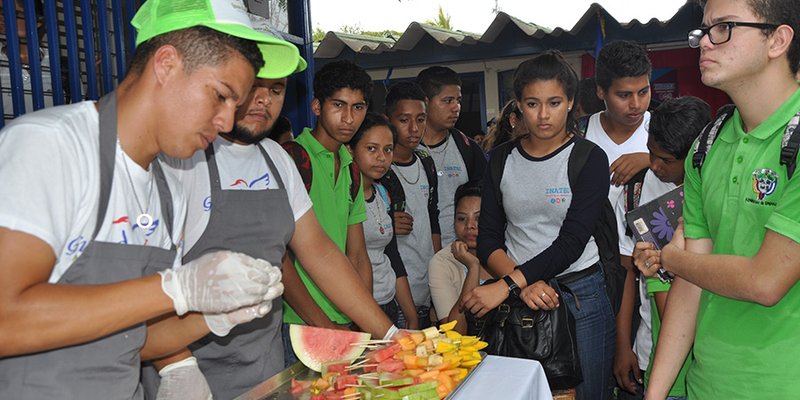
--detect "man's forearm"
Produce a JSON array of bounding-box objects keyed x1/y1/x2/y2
[
  {"x1": 151, "y1": 348, "x2": 194, "y2": 371},
  {"x1": 646, "y1": 277, "x2": 701, "y2": 399},
  {"x1": 348, "y1": 250, "x2": 373, "y2": 293},
  {"x1": 281, "y1": 254, "x2": 338, "y2": 329},
  {"x1": 662, "y1": 234, "x2": 794, "y2": 306},
  {"x1": 141, "y1": 313, "x2": 208, "y2": 361},
  {"x1": 301, "y1": 244, "x2": 392, "y2": 337},
  {"x1": 615, "y1": 265, "x2": 637, "y2": 354}
]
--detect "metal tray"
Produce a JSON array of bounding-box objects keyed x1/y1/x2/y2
[{"x1": 235, "y1": 354, "x2": 488, "y2": 400}]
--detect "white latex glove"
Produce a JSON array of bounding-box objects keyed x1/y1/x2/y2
[
  {"x1": 156, "y1": 357, "x2": 212, "y2": 400},
  {"x1": 204, "y1": 280, "x2": 284, "y2": 336},
  {"x1": 159, "y1": 251, "x2": 281, "y2": 315}
]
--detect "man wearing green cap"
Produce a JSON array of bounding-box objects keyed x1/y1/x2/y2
[
  {"x1": 0, "y1": 0, "x2": 290, "y2": 399},
  {"x1": 152, "y1": 33, "x2": 396, "y2": 398}
]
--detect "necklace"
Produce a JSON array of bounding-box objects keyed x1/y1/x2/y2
[
  {"x1": 393, "y1": 156, "x2": 421, "y2": 185},
  {"x1": 119, "y1": 143, "x2": 155, "y2": 229},
  {"x1": 423, "y1": 135, "x2": 450, "y2": 177},
  {"x1": 366, "y1": 185, "x2": 387, "y2": 235}
]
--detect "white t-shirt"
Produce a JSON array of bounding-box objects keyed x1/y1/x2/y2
[
  {"x1": 160, "y1": 137, "x2": 312, "y2": 253},
  {"x1": 0, "y1": 102, "x2": 185, "y2": 283},
  {"x1": 392, "y1": 157, "x2": 435, "y2": 307},
  {"x1": 425, "y1": 135, "x2": 468, "y2": 247},
  {"x1": 585, "y1": 111, "x2": 650, "y2": 256},
  {"x1": 632, "y1": 170, "x2": 677, "y2": 370}
]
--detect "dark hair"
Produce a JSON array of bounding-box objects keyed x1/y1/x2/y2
[
  {"x1": 385, "y1": 80, "x2": 427, "y2": 115},
  {"x1": 313, "y1": 60, "x2": 373, "y2": 104},
  {"x1": 649, "y1": 96, "x2": 711, "y2": 159},
  {"x1": 349, "y1": 112, "x2": 397, "y2": 147},
  {"x1": 512, "y1": 50, "x2": 579, "y2": 132},
  {"x1": 748, "y1": 0, "x2": 800, "y2": 74},
  {"x1": 454, "y1": 184, "x2": 481, "y2": 211},
  {"x1": 482, "y1": 99, "x2": 521, "y2": 151},
  {"x1": 595, "y1": 41, "x2": 652, "y2": 91},
  {"x1": 576, "y1": 78, "x2": 605, "y2": 115},
  {"x1": 416, "y1": 66, "x2": 461, "y2": 99},
  {"x1": 128, "y1": 26, "x2": 263, "y2": 76},
  {"x1": 269, "y1": 115, "x2": 293, "y2": 141}
]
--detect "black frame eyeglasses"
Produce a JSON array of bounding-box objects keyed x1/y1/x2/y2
[{"x1": 688, "y1": 21, "x2": 780, "y2": 48}]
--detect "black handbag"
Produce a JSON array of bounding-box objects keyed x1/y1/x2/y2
[{"x1": 467, "y1": 280, "x2": 582, "y2": 390}]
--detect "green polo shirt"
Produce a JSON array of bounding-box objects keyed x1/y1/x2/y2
[
  {"x1": 283, "y1": 128, "x2": 367, "y2": 325},
  {"x1": 682, "y1": 88, "x2": 800, "y2": 399}
]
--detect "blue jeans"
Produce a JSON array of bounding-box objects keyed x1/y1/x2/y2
[
  {"x1": 560, "y1": 268, "x2": 616, "y2": 400},
  {"x1": 281, "y1": 323, "x2": 299, "y2": 367},
  {"x1": 380, "y1": 297, "x2": 408, "y2": 329}
]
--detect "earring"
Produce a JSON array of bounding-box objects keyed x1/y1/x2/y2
[{"x1": 511, "y1": 124, "x2": 516, "y2": 129}]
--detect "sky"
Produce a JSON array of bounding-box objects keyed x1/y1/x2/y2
[{"x1": 310, "y1": 0, "x2": 692, "y2": 35}]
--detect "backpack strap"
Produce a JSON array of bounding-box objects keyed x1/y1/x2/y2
[
  {"x1": 692, "y1": 104, "x2": 736, "y2": 175},
  {"x1": 567, "y1": 136, "x2": 594, "y2": 188},
  {"x1": 488, "y1": 140, "x2": 516, "y2": 208},
  {"x1": 379, "y1": 169, "x2": 407, "y2": 213},
  {"x1": 623, "y1": 167, "x2": 649, "y2": 237},
  {"x1": 374, "y1": 182, "x2": 391, "y2": 214},
  {"x1": 282, "y1": 141, "x2": 313, "y2": 193},
  {"x1": 416, "y1": 150, "x2": 439, "y2": 209},
  {"x1": 780, "y1": 110, "x2": 800, "y2": 180},
  {"x1": 349, "y1": 162, "x2": 362, "y2": 202},
  {"x1": 450, "y1": 128, "x2": 472, "y2": 163}
]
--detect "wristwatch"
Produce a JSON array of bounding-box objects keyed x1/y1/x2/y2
[{"x1": 502, "y1": 275, "x2": 521, "y2": 297}]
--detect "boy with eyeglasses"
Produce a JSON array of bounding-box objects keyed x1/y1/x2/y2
[{"x1": 638, "y1": 0, "x2": 800, "y2": 399}]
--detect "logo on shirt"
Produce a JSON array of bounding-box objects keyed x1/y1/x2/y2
[
  {"x1": 113, "y1": 215, "x2": 160, "y2": 244},
  {"x1": 65, "y1": 235, "x2": 88, "y2": 256},
  {"x1": 443, "y1": 165, "x2": 462, "y2": 179},
  {"x1": 544, "y1": 186, "x2": 571, "y2": 205},
  {"x1": 420, "y1": 184, "x2": 430, "y2": 199},
  {"x1": 203, "y1": 196, "x2": 212, "y2": 212},
  {"x1": 750, "y1": 169, "x2": 778, "y2": 202},
  {"x1": 230, "y1": 172, "x2": 270, "y2": 189}
]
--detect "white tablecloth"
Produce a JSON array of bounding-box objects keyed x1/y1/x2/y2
[{"x1": 451, "y1": 355, "x2": 553, "y2": 400}]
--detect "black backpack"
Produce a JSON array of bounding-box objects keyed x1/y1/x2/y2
[
  {"x1": 379, "y1": 149, "x2": 439, "y2": 214},
  {"x1": 692, "y1": 105, "x2": 800, "y2": 179},
  {"x1": 488, "y1": 137, "x2": 627, "y2": 315},
  {"x1": 282, "y1": 141, "x2": 361, "y2": 201}
]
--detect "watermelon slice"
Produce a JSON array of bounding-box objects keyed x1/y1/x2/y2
[{"x1": 289, "y1": 324, "x2": 371, "y2": 372}]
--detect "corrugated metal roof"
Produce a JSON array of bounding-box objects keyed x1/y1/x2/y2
[
  {"x1": 314, "y1": 1, "x2": 698, "y2": 59},
  {"x1": 313, "y1": 31, "x2": 396, "y2": 58}
]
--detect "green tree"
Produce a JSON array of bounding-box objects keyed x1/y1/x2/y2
[
  {"x1": 312, "y1": 27, "x2": 326, "y2": 42},
  {"x1": 340, "y1": 24, "x2": 363, "y2": 34},
  {"x1": 425, "y1": 5, "x2": 453, "y2": 30}
]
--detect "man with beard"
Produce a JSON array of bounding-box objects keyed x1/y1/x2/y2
[{"x1": 156, "y1": 54, "x2": 395, "y2": 400}]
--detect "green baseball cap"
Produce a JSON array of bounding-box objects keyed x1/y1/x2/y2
[{"x1": 131, "y1": 0, "x2": 307, "y2": 79}]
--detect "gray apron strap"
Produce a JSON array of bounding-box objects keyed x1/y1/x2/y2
[
  {"x1": 94, "y1": 93, "x2": 117, "y2": 238},
  {"x1": 96, "y1": 92, "x2": 174, "y2": 240}
]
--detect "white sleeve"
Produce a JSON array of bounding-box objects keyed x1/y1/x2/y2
[
  {"x1": 261, "y1": 139, "x2": 312, "y2": 221},
  {"x1": 0, "y1": 120, "x2": 89, "y2": 255}
]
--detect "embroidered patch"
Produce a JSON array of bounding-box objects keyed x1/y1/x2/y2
[{"x1": 751, "y1": 169, "x2": 778, "y2": 200}]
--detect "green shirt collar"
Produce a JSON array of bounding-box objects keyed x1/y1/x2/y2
[
  {"x1": 296, "y1": 127, "x2": 354, "y2": 166},
  {"x1": 719, "y1": 88, "x2": 800, "y2": 143}
]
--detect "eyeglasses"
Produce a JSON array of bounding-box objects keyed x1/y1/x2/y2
[{"x1": 688, "y1": 21, "x2": 779, "y2": 48}]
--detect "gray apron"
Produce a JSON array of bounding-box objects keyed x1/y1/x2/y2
[
  {"x1": 0, "y1": 93, "x2": 177, "y2": 400},
  {"x1": 187, "y1": 141, "x2": 294, "y2": 399}
]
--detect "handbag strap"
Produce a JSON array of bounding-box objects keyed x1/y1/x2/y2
[{"x1": 552, "y1": 279, "x2": 580, "y2": 310}]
